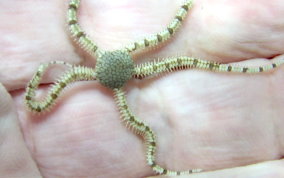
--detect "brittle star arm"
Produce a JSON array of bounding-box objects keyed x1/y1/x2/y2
[
  {"x1": 113, "y1": 88, "x2": 202, "y2": 176},
  {"x1": 68, "y1": 0, "x2": 193, "y2": 56},
  {"x1": 67, "y1": 0, "x2": 102, "y2": 57},
  {"x1": 123, "y1": 0, "x2": 193, "y2": 53},
  {"x1": 25, "y1": 61, "x2": 96, "y2": 112},
  {"x1": 133, "y1": 57, "x2": 284, "y2": 79}
]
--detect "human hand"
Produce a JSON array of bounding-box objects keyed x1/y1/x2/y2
[
  {"x1": 1, "y1": 0, "x2": 284, "y2": 178},
  {"x1": 0, "y1": 84, "x2": 41, "y2": 177}
]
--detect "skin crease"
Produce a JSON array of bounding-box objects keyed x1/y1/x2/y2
[{"x1": 0, "y1": 0, "x2": 284, "y2": 177}]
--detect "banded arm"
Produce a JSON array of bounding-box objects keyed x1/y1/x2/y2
[
  {"x1": 123, "y1": 0, "x2": 193, "y2": 53},
  {"x1": 113, "y1": 88, "x2": 202, "y2": 176},
  {"x1": 133, "y1": 56, "x2": 284, "y2": 79},
  {"x1": 25, "y1": 61, "x2": 96, "y2": 112},
  {"x1": 68, "y1": 0, "x2": 101, "y2": 57}
]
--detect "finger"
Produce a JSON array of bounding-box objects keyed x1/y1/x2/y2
[
  {"x1": 0, "y1": 0, "x2": 82, "y2": 91},
  {"x1": 78, "y1": 0, "x2": 284, "y2": 61},
  {"x1": 146, "y1": 159, "x2": 284, "y2": 178},
  {"x1": 180, "y1": 0, "x2": 284, "y2": 62},
  {"x1": 0, "y1": 83, "x2": 42, "y2": 177},
  {"x1": 122, "y1": 0, "x2": 193, "y2": 54}
]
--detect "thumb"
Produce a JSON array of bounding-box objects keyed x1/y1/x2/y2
[{"x1": 0, "y1": 83, "x2": 42, "y2": 178}]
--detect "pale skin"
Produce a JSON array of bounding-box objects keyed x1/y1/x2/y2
[{"x1": 0, "y1": 0, "x2": 284, "y2": 177}]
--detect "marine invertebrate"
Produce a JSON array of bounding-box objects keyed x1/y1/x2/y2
[{"x1": 25, "y1": 0, "x2": 284, "y2": 176}]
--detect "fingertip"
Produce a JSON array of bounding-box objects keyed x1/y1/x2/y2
[{"x1": 0, "y1": 83, "x2": 13, "y2": 116}]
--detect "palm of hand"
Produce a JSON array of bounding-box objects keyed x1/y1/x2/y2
[{"x1": 1, "y1": 0, "x2": 284, "y2": 177}]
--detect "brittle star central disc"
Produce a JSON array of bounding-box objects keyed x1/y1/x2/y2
[{"x1": 96, "y1": 51, "x2": 134, "y2": 89}]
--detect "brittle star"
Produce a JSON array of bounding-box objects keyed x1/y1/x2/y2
[{"x1": 24, "y1": 0, "x2": 284, "y2": 176}]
